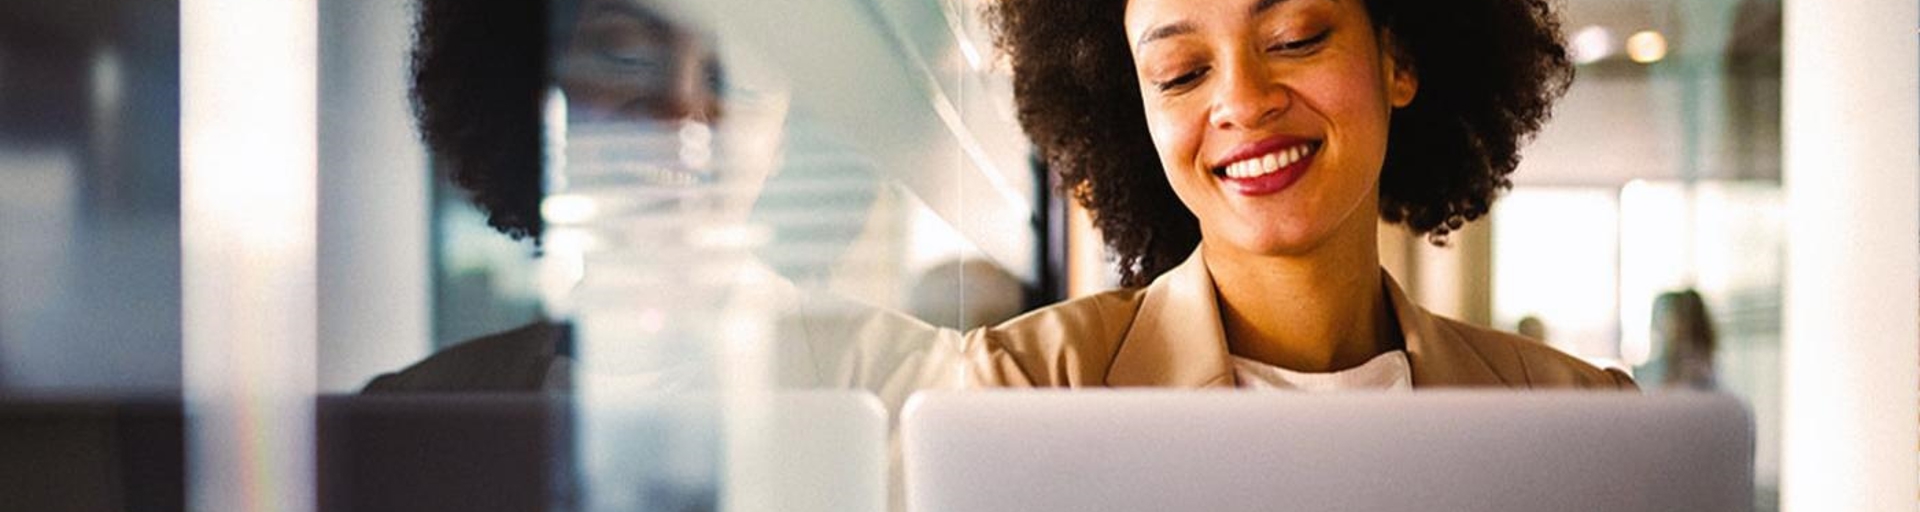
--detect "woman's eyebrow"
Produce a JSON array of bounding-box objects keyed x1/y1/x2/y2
[
  {"x1": 585, "y1": 0, "x2": 676, "y2": 36},
  {"x1": 1250, "y1": 0, "x2": 1302, "y2": 17},
  {"x1": 1136, "y1": 0, "x2": 1308, "y2": 49},
  {"x1": 1136, "y1": 21, "x2": 1195, "y2": 49}
]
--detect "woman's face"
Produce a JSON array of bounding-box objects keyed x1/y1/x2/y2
[
  {"x1": 552, "y1": 0, "x2": 785, "y2": 224},
  {"x1": 1124, "y1": 0, "x2": 1415, "y2": 257},
  {"x1": 560, "y1": 0, "x2": 723, "y2": 124}
]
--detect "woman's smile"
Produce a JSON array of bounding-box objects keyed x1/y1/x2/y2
[{"x1": 1210, "y1": 135, "x2": 1321, "y2": 196}]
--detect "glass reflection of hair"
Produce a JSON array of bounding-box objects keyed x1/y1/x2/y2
[{"x1": 410, "y1": 0, "x2": 724, "y2": 242}]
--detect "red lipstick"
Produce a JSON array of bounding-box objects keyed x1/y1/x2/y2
[{"x1": 1211, "y1": 136, "x2": 1319, "y2": 196}]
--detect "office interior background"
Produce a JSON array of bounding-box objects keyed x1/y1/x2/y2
[{"x1": 0, "y1": 0, "x2": 1913, "y2": 510}]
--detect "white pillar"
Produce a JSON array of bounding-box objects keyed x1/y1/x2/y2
[
  {"x1": 181, "y1": 1, "x2": 318, "y2": 511},
  {"x1": 1780, "y1": 1, "x2": 1919, "y2": 510}
]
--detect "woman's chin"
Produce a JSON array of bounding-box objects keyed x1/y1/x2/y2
[
  {"x1": 1201, "y1": 193, "x2": 1379, "y2": 260},
  {"x1": 1208, "y1": 226, "x2": 1335, "y2": 259}
]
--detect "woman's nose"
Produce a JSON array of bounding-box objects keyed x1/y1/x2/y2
[{"x1": 1208, "y1": 53, "x2": 1288, "y2": 131}]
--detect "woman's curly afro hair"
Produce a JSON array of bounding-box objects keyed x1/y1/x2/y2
[
  {"x1": 987, "y1": 0, "x2": 1573, "y2": 286},
  {"x1": 411, "y1": 0, "x2": 579, "y2": 241}
]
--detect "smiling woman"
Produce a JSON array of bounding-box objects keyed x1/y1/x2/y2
[
  {"x1": 967, "y1": 0, "x2": 1626, "y2": 388},
  {"x1": 990, "y1": 0, "x2": 1569, "y2": 286}
]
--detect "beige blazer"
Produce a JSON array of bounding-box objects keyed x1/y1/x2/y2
[
  {"x1": 957, "y1": 249, "x2": 1637, "y2": 390},
  {"x1": 367, "y1": 250, "x2": 1634, "y2": 399}
]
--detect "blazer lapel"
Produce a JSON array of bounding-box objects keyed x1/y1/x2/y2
[
  {"x1": 1384, "y1": 272, "x2": 1509, "y2": 387},
  {"x1": 1100, "y1": 249, "x2": 1508, "y2": 388},
  {"x1": 1105, "y1": 250, "x2": 1236, "y2": 388}
]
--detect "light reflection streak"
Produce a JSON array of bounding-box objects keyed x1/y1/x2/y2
[{"x1": 181, "y1": 1, "x2": 318, "y2": 511}]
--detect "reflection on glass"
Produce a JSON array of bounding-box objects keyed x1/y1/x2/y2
[
  {"x1": 544, "y1": 6, "x2": 784, "y2": 504},
  {"x1": 385, "y1": 0, "x2": 1031, "y2": 510}
]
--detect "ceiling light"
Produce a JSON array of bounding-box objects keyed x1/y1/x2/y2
[{"x1": 1569, "y1": 26, "x2": 1614, "y2": 65}]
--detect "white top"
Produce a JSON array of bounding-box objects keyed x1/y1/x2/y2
[{"x1": 1231, "y1": 350, "x2": 1413, "y2": 391}]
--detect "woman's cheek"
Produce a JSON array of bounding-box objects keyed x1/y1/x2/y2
[
  {"x1": 1142, "y1": 109, "x2": 1184, "y2": 172},
  {"x1": 1324, "y1": 60, "x2": 1396, "y2": 134}
]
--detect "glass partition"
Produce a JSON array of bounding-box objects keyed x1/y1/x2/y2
[
  {"x1": 393, "y1": 0, "x2": 1036, "y2": 509},
  {"x1": 428, "y1": 0, "x2": 1034, "y2": 349},
  {"x1": 0, "y1": 0, "x2": 1799, "y2": 510}
]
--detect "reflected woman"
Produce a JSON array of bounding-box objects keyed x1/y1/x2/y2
[
  {"x1": 369, "y1": 0, "x2": 969, "y2": 411},
  {"x1": 965, "y1": 0, "x2": 1636, "y2": 389}
]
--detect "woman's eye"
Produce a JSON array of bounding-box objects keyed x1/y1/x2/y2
[
  {"x1": 579, "y1": 24, "x2": 672, "y2": 71},
  {"x1": 1155, "y1": 67, "x2": 1209, "y2": 92},
  {"x1": 595, "y1": 46, "x2": 642, "y2": 66},
  {"x1": 1268, "y1": 30, "x2": 1331, "y2": 54},
  {"x1": 594, "y1": 41, "x2": 667, "y2": 71}
]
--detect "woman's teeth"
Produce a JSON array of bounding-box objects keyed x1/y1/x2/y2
[{"x1": 1221, "y1": 144, "x2": 1312, "y2": 179}]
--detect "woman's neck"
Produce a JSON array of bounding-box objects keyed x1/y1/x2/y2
[{"x1": 1203, "y1": 222, "x2": 1399, "y2": 374}]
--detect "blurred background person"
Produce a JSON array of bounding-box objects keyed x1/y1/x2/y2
[
  {"x1": 1516, "y1": 315, "x2": 1549, "y2": 343},
  {"x1": 1652, "y1": 289, "x2": 1718, "y2": 391}
]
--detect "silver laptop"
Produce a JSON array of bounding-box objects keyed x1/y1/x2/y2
[{"x1": 902, "y1": 391, "x2": 1752, "y2": 512}]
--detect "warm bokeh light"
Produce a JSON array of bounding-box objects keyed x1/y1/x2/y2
[
  {"x1": 1568, "y1": 25, "x2": 1614, "y2": 65},
  {"x1": 1626, "y1": 30, "x2": 1668, "y2": 64}
]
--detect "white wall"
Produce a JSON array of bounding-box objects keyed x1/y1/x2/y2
[{"x1": 1778, "y1": 0, "x2": 1920, "y2": 509}]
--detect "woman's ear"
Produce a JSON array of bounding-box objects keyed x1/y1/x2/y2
[
  {"x1": 1388, "y1": 61, "x2": 1417, "y2": 108},
  {"x1": 1380, "y1": 32, "x2": 1418, "y2": 108}
]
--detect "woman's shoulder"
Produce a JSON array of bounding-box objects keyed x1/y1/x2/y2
[
  {"x1": 1427, "y1": 316, "x2": 1638, "y2": 390},
  {"x1": 361, "y1": 322, "x2": 563, "y2": 393},
  {"x1": 959, "y1": 287, "x2": 1152, "y2": 386}
]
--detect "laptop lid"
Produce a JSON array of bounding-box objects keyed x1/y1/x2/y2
[
  {"x1": 903, "y1": 391, "x2": 1752, "y2": 512},
  {"x1": 0, "y1": 397, "x2": 185, "y2": 512},
  {"x1": 318, "y1": 391, "x2": 886, "y2": 512}
]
